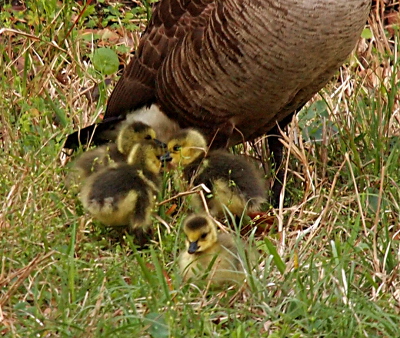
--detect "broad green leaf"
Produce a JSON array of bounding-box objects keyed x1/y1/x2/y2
[{"x1": 92, "y1": 47, "x2": 119, "y2": 75}]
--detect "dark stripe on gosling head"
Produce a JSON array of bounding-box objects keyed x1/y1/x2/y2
[{"x1": 185, "y1": 215, "x2": 210, "y2": 231}]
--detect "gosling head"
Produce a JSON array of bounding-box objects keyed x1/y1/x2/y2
[
  {"x1": 167, "y1": 129, "x2": 207, "y2": 166},
  {"x1": 183, "y1": 214, "x2": 218, "y2": 254},
  {"x1": 117, "y1": 121, "x2": 157, "y2": 155},
  {"x1": 127, "y1": 140, "x2": 165, "y2": 174}
]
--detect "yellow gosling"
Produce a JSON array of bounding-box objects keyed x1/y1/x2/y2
[
  {"x1": 179, "y1": 214, "x2": 256, "y2": 287},
  {"x1": 167, "y1": 129, "x2": 266, "y2": 217},
  {"x1": 79, "y1": 140, "x2": 164, "y2": 246}
]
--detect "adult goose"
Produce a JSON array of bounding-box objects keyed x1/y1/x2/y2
[{"x1": 65, "y1": 0, "x2": 370, "y2": 150}]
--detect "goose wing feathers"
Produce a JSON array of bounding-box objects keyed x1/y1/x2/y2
[{"x1": 106, "y1": 0, "x2": 215, "y2": 116}]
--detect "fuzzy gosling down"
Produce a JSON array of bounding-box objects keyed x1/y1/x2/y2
[
  {"x1": 79, "y1": 140, "x2": 164, "y2": 246},
  {"x1": 167, "y1": 129, "x2": 266, "y2": 217},
  {"x1": 179, "y1": 214, "x2": 255, "y2": 287},
  {"x1": 70, "y1": 121, "x2": 157, "y2": 184}
]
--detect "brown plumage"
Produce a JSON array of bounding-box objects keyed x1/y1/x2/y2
[
  {"x1": 65, "y1": 0, "x2": 370, "y2": 149},
  {"x1": 65, "y1": 0, "x2": 369, "y2": 204}
]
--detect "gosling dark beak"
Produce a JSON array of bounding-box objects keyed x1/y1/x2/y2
[
  {"x1": 160, "y1": 152, "x2": 172, "y2": 163},
  {"x1": 154, "y1": 138, "x2": 167, "y2": 148},
  {"x1": 188, "y1": 241, "x2": 199, "y2": 254}
]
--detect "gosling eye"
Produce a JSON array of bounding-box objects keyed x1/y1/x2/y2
[
  {"x1": 200, "y1": 233, "x2": 207, "y2": 239},
  {"x1": 144, "y1": 134, "x2": 152, "y2": 140},
  {"x1": 173, "y1": 145, "x2": 181, "y2": 152}
]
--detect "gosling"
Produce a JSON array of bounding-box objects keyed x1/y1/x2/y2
[
  {"x1": 167, "y1": 129, "x2": 266, "y2": 217},
  {"x1": 79, "y1": 140, "x2": 164, "y2": 246},
  {"x1": 71, "y1": 121, "x2": 157, "y2": 182},
  {"x1": 179, "y1": 214, "x2": 254, "y2": 287}
]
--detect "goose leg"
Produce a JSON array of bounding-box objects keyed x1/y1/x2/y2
[
  {"x1": 267, "y1": 113, "x2": 294, "y2": 207},
  {"x1": 129, "y1": 227, "x2": 153, "y2": 248},
  {"x1": 208, "y1": 121, "x2": 235, "y2": 150},
  {"x1": 127, "y1": 194, "x2": 154, "y2": 247}
]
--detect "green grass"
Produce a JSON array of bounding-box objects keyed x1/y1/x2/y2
[{"x1": 1, "y1": 1, "x2": 400, "y2": 337}]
